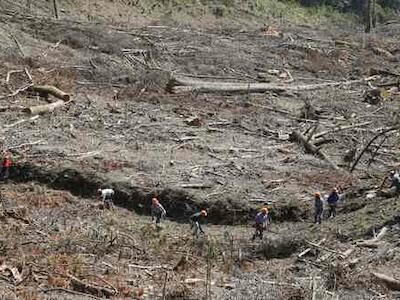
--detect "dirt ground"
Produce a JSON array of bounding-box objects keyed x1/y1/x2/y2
[{"x1": 1, "y1": 1, "x2": 400, "y2": 299}]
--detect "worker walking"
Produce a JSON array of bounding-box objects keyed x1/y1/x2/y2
[
  {"x1": 189, "y1": 210, "x2": 207, "y2": 238},
  {"x1": 314, "y1": 192, "x2": 323, "y2": 225},
  {"x1": 97, "y1": 188, "x2": 115, "y2": 209},
  {"x1": 0, "y1": 153, "x2": 12, "y2": 180},
  {"x1": 327, "y1": 188, "x2": 339, "y2": 218},
  {"x1": 389, "y1": 171, "x2": 400, "y2": 195},
  {"x1": 252, "y1": 207, "x2": 269, "y2": 241},
  {"x1": 151, "y1": 197, "x2": 166, "y2": 229}
]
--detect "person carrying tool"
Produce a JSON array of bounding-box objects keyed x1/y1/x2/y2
[
  {"x1": 252, "y1": 207, "x2": 269, "y2": 241},
  {"x1": 327, "y1": 188, "x2": 339, "y2": 219},
  {"x1": 314, "y1": 192, "x2": 323, "y2": 225},
  {"x1": 151, "y1": 197, "x2": 166, "y2": 229},
  {"x1": 97, "y1": 188, "x2": 115, "y2": 209},
  {"x1": 189, "y1": 210, "x2": 207, "y2": 237},
  {"x1": 0, "y1": 152, "x2": 12, "y2": 180}
]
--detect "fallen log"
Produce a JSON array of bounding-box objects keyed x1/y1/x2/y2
[
  {"x1": 167, "y1": 76, "x2": 377, "y2": 94},
  {"x1": 298, "y1": 238, "x2": 326, "y2": 258},
  {"x1": 23, "y1": 100, "x2": 65, "y2": 115},
  {"x1": 357, "y1": 226, "x2": 387, "y2": 248},
  {"x1": 68, "y1": 274, "x2": 116, "y2": 298},
  {"x1": 29, "y1": 85, "x2": 70, "y2": 101},
  {"x1": 290, "y1": 130, "x2": 339, "y2": 170},
  {"x1": 372, "y1": 272, "x2": 400, "y2": 290}
]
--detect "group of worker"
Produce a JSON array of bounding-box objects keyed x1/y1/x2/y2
[
  {"x1": 97, "y1": 189, "x2": 208, "y2": 237},
  {"x1": 98, "y1": 186, "x2": 344, "y2": 239},
  {"x1": 149, "y1": 197, "x2": 208, "y2": 237},
  {"x1": 313, "y1": 187, "x2": 342, "y2": 225}
]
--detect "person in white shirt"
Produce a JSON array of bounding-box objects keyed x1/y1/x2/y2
[{"x1": 97, "y1": 188, "x2": 115, "y2": 209}]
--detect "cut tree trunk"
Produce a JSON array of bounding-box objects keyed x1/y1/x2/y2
[
  {"x1": 290, "y1": 130, "x2": 339, "y2": 170},
  {"x1": 167, "y1": 76, "x2": 377, "y2": 94},
  {"x1": 29, "y1": 85, "x2": 70, "y2": 101},
  {"x1": 23, "y1": 100, "x2": 65, "y2": 115}
]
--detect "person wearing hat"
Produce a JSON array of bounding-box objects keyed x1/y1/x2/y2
[
  {"x1": 327, "y1": 188, "x2": 339, "y2": 218},
  {"x1": 314, "y1": 192, "x2": 323, "y2": 225},
  {"x1": 252, "y1": 207, "x2": 269, "y2": 241},
  {"x1": 151, "y1": 197, "x2": 167, "y2": 229},
  {"x1": 189, "y1": 210, "x2": 207, "y2": 237}
]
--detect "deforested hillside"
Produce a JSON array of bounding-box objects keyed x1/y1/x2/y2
[{"x1": 0, "y1": 1, "x2": 400, "y2": 299}]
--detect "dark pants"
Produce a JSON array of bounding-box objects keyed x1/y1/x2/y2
[
  {"x1": 154, "y1": 212, "x2": 163, "y2": 229},
  {"x1": 328, "y1": 204, "x2": 337, "y2": 218},
  {"x1": 252, "y1": 223, "x2": 266, "y2": 241},
  {"x1": 0, "y1": 167, "x2": 9, "y2": 180},
  {"x1": 103, "y1": 196, "x2": 113, "y2": 209},
  {"x1": 314, "y1": 208, "x2": 323, "y2": 224},
  {"x1": 190, "y1": 221, "x2": 204, "y2": 237}
]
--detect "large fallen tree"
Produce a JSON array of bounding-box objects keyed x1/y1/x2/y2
[
  {"x1": 167, "y1": 75, "x2": 378, "y2": 94},
  {"x1": 290, "y1": 130, "x2": 339, "y2": 170},
  {"x1": 29, "y1": 85, "x2": 70, "y2": 101},
  {"x1": 23, "y1": 100, "x2": 65, "y2": 115}
]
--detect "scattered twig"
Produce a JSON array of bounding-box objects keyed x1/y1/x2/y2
[
  {"x1": 4, "y1": 115, "x2": 39, "y2": 129},
  {"x1": 305, "y1": 241, "x2": 346, "y2": 257},
  {"x1": 10, "y1": 34, "x2": 25, "y2": 57},
  {"x1": 313, "y1": 122, "x2": 372, "y2": 139},
  {"x1": 0, "y1": 83, "x2": 33, "y2": 100},
  {"x1": 298, "y1": 238, "x2": 326, "y2": 258},
  {"x1": 7, "y1": 140, "x2": 45, "y2": 151},
  {"x1": 128, "y1": 264, "x2": 172, "y2": 270}
]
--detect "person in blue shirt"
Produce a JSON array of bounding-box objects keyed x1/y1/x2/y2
[
  {"x1": 251, "y1": 207, "x2": 269, "y2": 241},
  {"x1": 327, "y1": 188, "x2": 339, "y2": 218}
]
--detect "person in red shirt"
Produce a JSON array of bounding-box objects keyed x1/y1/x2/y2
[{"x1": 1, "y1": 153, "x2": 12, "y2": 180}]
